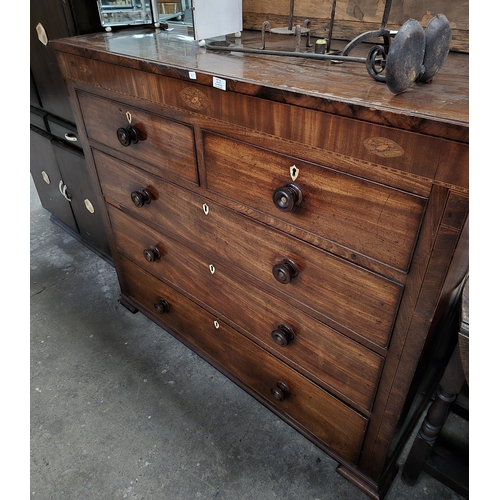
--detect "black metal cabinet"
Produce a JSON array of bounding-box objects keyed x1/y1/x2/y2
[{"x1": 30, "y1": 0, "x2": 112, "y2": 263}]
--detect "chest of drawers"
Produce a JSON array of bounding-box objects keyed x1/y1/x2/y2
[{"x1": 52, "y1": 28, "x2": 468, "y2": 499}]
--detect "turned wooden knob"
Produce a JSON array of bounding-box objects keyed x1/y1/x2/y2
[
  {"x1": 273, "y1": 182, "x2": 303, "y2": 212},
  {"x1": 143, "y1": 246, "x2": 161, "y2": 263},
  {"x1": 154, "y1": 299, "x2": 170, "y2": 314},
  {"x1": 271, "y1": 381, "x2": 290, "y2": 402},
  {"x1": 117, "y1": 125, "x2": 140, "y2": 147},
  {"x1": 271, "y1": 324, "x2": 294, "y2": 347},
  {"x1": 272, "y1": 258, "x2": 299, "y2": 284},
  {"x1": 131, "y1": 188, "x2": 152, "y2": 207}
]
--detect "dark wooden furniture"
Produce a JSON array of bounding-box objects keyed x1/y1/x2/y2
[
  {"x1": 30, "y1": 0, "x2": 111, "y2": 262},
  {"x1": 52, "y1": 27, "x2": 468, "y2": 499},
  {"x1": 402, "y1": 277, "x2": 469, "y2": 498}
]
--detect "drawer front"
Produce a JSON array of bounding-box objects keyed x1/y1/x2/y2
[
  {"x1": 108, "y1": 205, "x2": 384, "y2": 411},
  {"x1": 118, "y1": 257, "x2": 368, "y2": 464},
  {"x1": 204, "y1": 132, "x2": 427, "y2": 272},
  {"x1": 77, "y1": 91, "x2": 198, "y2": 184},
  {"x1": 95, "y1": 149, "x2": 402, "y2": 348}
]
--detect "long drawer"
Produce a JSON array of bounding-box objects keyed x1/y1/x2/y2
[
  {"x1": 77, "y1": 91, "x2": 199, "y2": 184},
  {"x1": 203, "y1": 131, "x2": 427, "y2": 272},
  {"x1": 94, "y1": 149, "x2": 403, "y2": 348},
  {"x1": 108, "y1": 205, "x2": 384, "y2": 411},
  {"x1": 118, "y1": 256, "x2": 369, "y2": 464}
]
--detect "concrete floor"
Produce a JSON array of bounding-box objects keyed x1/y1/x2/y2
[{"x1": 30, "y1": 177, "x2": 465, "y2": 500}]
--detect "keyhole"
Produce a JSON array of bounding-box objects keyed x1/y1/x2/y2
[
  {"x1": 290, "y1": 165, "x2": 299, "y2": 181},
  {"x1": 203, "y1": 203, "x2": 210, "y2": 215},
  {"x1": 126, "y1": 111, "x2": 132, "y2": 124}
]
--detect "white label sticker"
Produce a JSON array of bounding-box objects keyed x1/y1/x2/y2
[
  {"x1": 213, "y1": 77, "x2": 226, "y2": 91},
  {"x1": 189, "y1": 71, "x2": 197, "y2": 80}
]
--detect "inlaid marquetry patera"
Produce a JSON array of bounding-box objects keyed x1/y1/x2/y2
[
  {"x1": 363, "y1": 137, "x2": 405, "y2": 157},
  {"x1": 180, "y1": 86, "x2": 210, "y2": 110}
]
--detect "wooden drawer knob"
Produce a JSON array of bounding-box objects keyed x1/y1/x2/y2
[
  {"x1": 143, "y1": 246, "x2": 161, "y2": 263},
  {"x1": 271, "y1": 381, "x2": 290, "y2": 402},
  {"x1": 154, "y1": 299, "x2": 170, "y2": 314},
  {"x1": 117, "y1": 125, "x2": 140, "y2": 147},
  {"x1": 131, "y1": 188, "x2": 152, "y2": 207},
  {"x1": 272, "y1": 258, "x2": 299, "y2": 284},
  {"x1": 271, "y1": 324, "x2": 294, "y2": 347},
  {"x1": 273, "y1": 182, "x2": 303, "y2": 212}
]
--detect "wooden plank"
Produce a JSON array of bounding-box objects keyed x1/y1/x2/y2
[{"x1": 242, "y1": 0, "x2": 469, "y2": 52}]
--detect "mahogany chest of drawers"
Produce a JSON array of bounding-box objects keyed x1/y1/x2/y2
[{"x1": 52, "y1": 28, "x2": 468, "y2": 499}]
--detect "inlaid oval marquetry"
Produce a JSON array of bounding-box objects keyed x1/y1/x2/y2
[
  {"x1": 363, "y1": 137, "x2": 405, "y2": 157},
  {"x1": 180, "y1": 87, "x2": 210, "y2": 110}
]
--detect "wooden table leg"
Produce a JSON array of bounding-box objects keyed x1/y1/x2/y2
[{"x1": 402, "y1": 344, "x2": 465, "y2": 484}]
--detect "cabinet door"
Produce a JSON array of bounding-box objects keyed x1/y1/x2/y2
[
  {"x1": 30, "y1": 70, "x2": 42, "y2": 109},
  {"x1": 30, "y1": 0, "x2": 101, "y2": 121},
  {"x1": 30, "y1": 126, "x2": 78, "y2": 232},
  {"x1": 52, "y1": 141, "x2": 111, "y2": 258},
  {"x1": 66, "y1": 0, "x2": 102, "y2": 35}
]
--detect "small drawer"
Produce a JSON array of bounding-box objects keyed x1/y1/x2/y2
[
  {"x1": 47, "y1": 115, "x2": 80, "y2": 145},
  {"x1": 118, "y1": 257, "x2": 368, "y2": 464},
  {"x1": 203, "y1": 131, "x2": 427, "y2": 272},
  {"x1": 94, "y1": 150, "x2": 403, "y2": 348},
  {"x1": 108, "y1": 205, "x2": 384, "y2": 411},
  {"x1": 77, "y1": 91, "x2": 198, "y2": 184}
]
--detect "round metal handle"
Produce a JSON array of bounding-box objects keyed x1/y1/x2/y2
[
  {"x1": 143, "y1": 246, "x2": 161, "y2": 263},
  {"x1": 117, "y1": 125, "x2": 140, "y2": 147},
  {"x1": 272, "y1": 259, "x2": 299, "y2": 284},
  {"x1": 271, "y1": 381, "x2": 290, "y2": 402},
  {"x1": 271, "y1": 324, "x2": 294, "y2": 347},
  {"x1": 131, "y1": 188, "x2": 152, "y2": 208},
  {"x1": 272, "y1": 183, "x2": 303, "y2": 212},
  {"x1": 154, "y1": 299, "x2": 170, "y2": 314}
]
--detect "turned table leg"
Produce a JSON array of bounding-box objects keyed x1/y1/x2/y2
[{"x1": 402, "y1": 344, "x2": 465, "y2": 484}]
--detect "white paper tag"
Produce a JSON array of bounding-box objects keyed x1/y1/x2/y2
[
  {"x1": 213, "y1": 77, "x2": 226, "y2": 91},
  {"x1": 189, "y1": 71, "x2": 197, "y2": 80}
]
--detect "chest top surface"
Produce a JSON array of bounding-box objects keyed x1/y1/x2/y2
[{"x1": 51, "y1": 27, "x2": 468, "y2": 142}]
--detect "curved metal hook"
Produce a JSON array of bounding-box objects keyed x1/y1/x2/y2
[
  {"x1": 261, "y1": 21, "x2": 271, "y2": 50},
  {"x1": 303, "y1": 19, "x2": 312, "y2": 47},
  {"x1": 366, "y1": 45, "x2": 387, "y2": 82}
]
